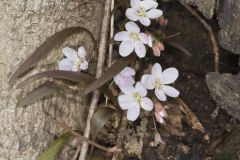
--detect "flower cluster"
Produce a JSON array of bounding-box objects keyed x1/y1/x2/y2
[
  {"x1": 114, "y1": 0, "x2": 180, "y2": 121},
  {"x1": 114, "y1": 0, "x2": 163, "y2": 58},
  {"x1": 57, "y1": 0, "x2": 180, "y2": 122},
  {"x1": 115, "y1": 63, "x2": 179, "y2": 121}
]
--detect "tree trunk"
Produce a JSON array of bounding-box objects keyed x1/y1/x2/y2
[{"x1": 0, "y1": 0, "x2": 103, "y2": 159}]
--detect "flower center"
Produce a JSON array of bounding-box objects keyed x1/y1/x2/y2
[
  {"x1": 129, "y1": 32, "x2": 140, "y2": 41},
  {"x1": 136, "y1": 7, "x2": 147, "y2": 17},
  {"x1": 155, "y1": 79, "x2": 163, "y2": 89},
  {"x1": 74, "y1": 58, "x2": 84, "y2": 68},
  {"x1": 133, "y1": 92, "x2": 141, "y2": 103}
]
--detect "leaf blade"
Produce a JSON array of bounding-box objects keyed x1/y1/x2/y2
[
  {"x1": 17, "y1": 70, "x2": 95, "y2": 88},
  {"x1": 84, "y1": 55, "x2": 136, "y2": 95},
  {"x1": 91, "y1": 107, "x2": 116, "y2": 139},
  {"x1": 18, "y1": 81, "x2": 62, "y2": 107},
  {"x1": 10, "y1": 27, "x2": 97, "y2": 83},
  {"x1": 37, "y1": 132, "x2": 72, "y2": 160}
]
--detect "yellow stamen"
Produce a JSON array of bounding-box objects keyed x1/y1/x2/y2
[{"x1": 129, "y1": 32, "x2": 140, "y2": 41}]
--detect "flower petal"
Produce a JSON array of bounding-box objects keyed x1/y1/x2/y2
[
  {"x1": 127, "y1": 104, "x2": 140, "y2": 121},
  {"x1": 121, "y1": 67, "x2": 136, "y2": 76},
  {"x1": 139, "y1": 17, "x2": 151, "y2": 26},
  {"x1": 140, "y1": 97, "x2": 153, "y2": 111},
  {"x1": 114, "y1": 75, "x2": 135, "y2": 87},
  {"x1": 119, "y1": 85, "x2": 134, "y2": 95},
  {"x1": 147, "y1": 34, "x2": 153, "y2": 47},
  {"x1": 62, "y1": 47, "x2": 78, "y2": 61},
  {"x1": 119, "y1": 40, "x2": 135, "y2": 57},
  {"x1": 126, "y1": 8, "x2": 139, "y2": 21},
  {"x1": 155, "y1": 89, "x2": 167, "y2": 101},
  {"x1": 135, "y1": 41, "x2": 146, "y2": 58},
  {"x1": 147, "y1": 9, "x2": 163, "y2": 19},
  {"x1": 163, "y1": 85, "x2": 180, "y2": 98},
  {"x1": 135, "y1": 82, "x2": 147, "y2": 97},
  {"x1": 141, "y1": 74, "x2": 155, "y2": 90},
  {"x1": 80, "y1": 60, "x2": 88, "y2": 70},
  {"x1": 152, "y1": 63, "x2": 162, "y2": 79},
  {"x1": 118, "y1": 95, "x2": 133, "y2": 110},
  {"x1": 114, "y1": 31, "x2": 129, "y2": 41},
  {"x1": 59, "y1": 58, "x2": 74, "y2": 71},
  {"x1": 140, "y1": 1, "x2": 158, "y2": 10},
  {"x1": 130, "y1": 0, "x2": 141, "y2": 9},
  {"x1": 78, "y1": 46, "x2": 87, "y2": 58},
  {"x1": 161, "y1": 67, "x2": 179, "y2": 84},
  {"x1": 72, "y1": 65, "x2": 79, "y2": 72},
  {"x1": 140, "y1": 33, "x2": 149, "y2": 44},
  {"x1": 125, "y1": 21, "x2": 140, "y2": 33}
]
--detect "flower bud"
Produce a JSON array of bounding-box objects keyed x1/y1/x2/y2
[
  {"x1": 154, "y1": 102, "x2": 167, "y2": 124},
  {"x1": 159, "y1": 16, "x2": 168, "y2": 26},
  {"x1": 152, "y1": 41, "x2": 165, "y2": 57}
]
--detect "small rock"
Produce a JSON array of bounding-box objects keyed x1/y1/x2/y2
[
  {"x1": 218, "y1": 0, "x2": 240, "y2": 55},
  {"x1": 206, "y1": 72, "x2": 240, "y2": 120}
]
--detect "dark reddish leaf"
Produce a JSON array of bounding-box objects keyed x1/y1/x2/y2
[
  {"x1": 17, "y1": 70, "x2": 94, "y2": 88},
  {"x1": 18, "y1": 81, "x2": 62, "y2": 107},
  {"x1": 84, "y1": 55, "x2": 136, "y2": 95}
]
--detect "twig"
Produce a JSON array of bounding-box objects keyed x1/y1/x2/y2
[
  {"x1": 181, "y1": 3, "x2": 220, "y2": 72},
  {"x1": 79, "y1": 0, "x2": 112, "y2": 159},
  {"x1": 108, "y1": 0, "x2": 115, "y2": 67},
  {"x1": 71, "y1": 145, "x2": 81, "y2": 160},
  {"x1": 112, "y1": 115, "x2": 128, "y2": 160}
]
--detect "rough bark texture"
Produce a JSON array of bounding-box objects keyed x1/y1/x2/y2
[
  {"x1": 206, "y1": 72, "x2": 240, "y2": 120},
  {"x1": 0, "y1": 1, "x2": 103, "y2": 160},
  {"x1": 218, "y1": 0, "x2": 240, "y2": 55}
]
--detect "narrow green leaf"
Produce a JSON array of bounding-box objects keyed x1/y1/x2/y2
[
  {"x1": 18, "y1": 81, "x2": 62, "y2": 107},
  {"x1": 37, "y1": 132, "x2": 72, "y2": 160},
  {"x1": 84, "y1": 55, "x2": 136, "y2": 95},
  {"x1": 17, "y1": 70, "x2": 95, "y2": 89},
  {"x1": 165, "y1": 40, "x2": 191, "y2": 56},
  {"x1": 10, "y1": 27, "x2": 97, "y2": 83},
  {"x1": 91, "y1": 107, "x2": 116, "y2": 139}
]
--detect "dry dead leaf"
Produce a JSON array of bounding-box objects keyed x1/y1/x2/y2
[
  {"x1": 177, "y1": 98, "x2": 205, "y2": 134},
  {"x1": 164, "y1": 104, "x2": 185, "y2": 137}
]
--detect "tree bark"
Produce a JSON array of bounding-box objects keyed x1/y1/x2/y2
[{"x1": 0, "y1": 0, "x2": 103, "y2": 159}]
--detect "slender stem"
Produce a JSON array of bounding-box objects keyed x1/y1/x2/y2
[
  {"x1": 152, "y1": 113, "x2": 158, "y2": 132},
  {"x1": 163, "y1": 32, "x2": 181, "y2": 39},
  {"x1": 79, "y1": 0, "x2": 113, "y2": 159},
  {"x1": 71, "y1": 145, "x2": 81, "y2": 160},
  {"x1": 108, "y1": 0, "x2": 115, "y2": 67}
]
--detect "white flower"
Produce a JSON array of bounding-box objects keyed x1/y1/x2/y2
[
  {"x1": 118, "y1": 82, "x2": 153, "y2": 121},
  {"x1": 114, "y1": 67, "x2": 136, "y2": 88},
  {"x1": 59, "y1": 47, "x2": 88, "y2": 72},
  {"x1": 126, "y1": 0, "x2": 163, "y2": 26},
  {"x1": 141, "y1": 63, "x2": 180, "y2": 101},
  {"x1": 114, "y1": 21, "x2": 149, "y2": 58}
]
